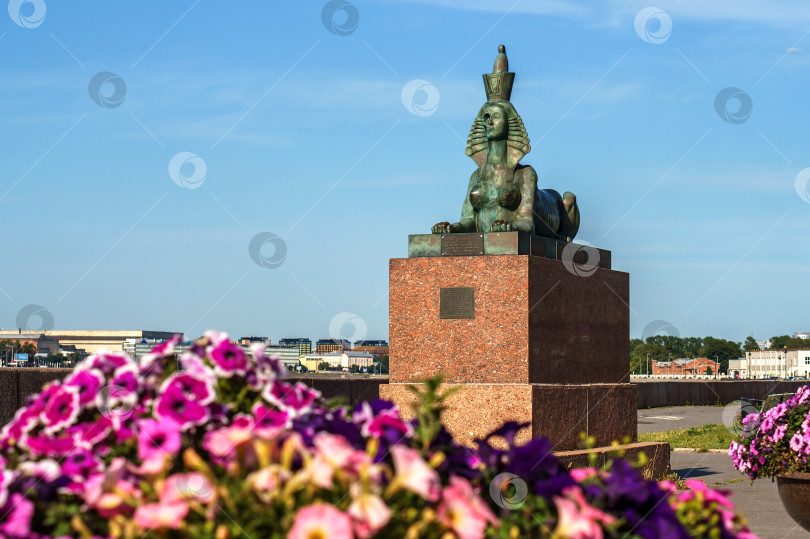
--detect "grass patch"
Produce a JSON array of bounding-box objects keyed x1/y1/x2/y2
[{"x1": 638, "y1": 424, "x2": 735, "y2": 450}]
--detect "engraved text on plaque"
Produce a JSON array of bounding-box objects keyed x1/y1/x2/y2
[
  {"x1": 440, "y1": 287, "x2": 475, "y2": 319},
  {"x1": 441, "y1": 234, "x2": 484, "y2": 256}
]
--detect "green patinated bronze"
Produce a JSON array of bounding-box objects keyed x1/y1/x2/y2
[{"x1": 432, "y1": 45, "x2": 581, "y2": 241}]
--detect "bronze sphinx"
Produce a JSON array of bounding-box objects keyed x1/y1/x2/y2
[{"x1": 432, "y1": 45, "x2": 580, "y2": 242}]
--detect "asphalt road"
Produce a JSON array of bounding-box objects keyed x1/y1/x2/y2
[
  {"x1": 639, "y1": 406, "x2": 809, "y2": 538},
  {"x1": 639, "y1": 405, "x2": 729, "y2": 434}
]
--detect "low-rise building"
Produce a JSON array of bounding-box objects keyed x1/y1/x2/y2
[
  {"x1": 743, "y1": 349, "x2": 810, "y2": 378},
  {"x1": 727, "y1": 358, "x2": 748, "y2": 379},
  {"x1": 651, "y1": 357, "x2": 719, "y2": 376},
  {"x1": 316, "y1": 339, "x2": 349, "y2": 354},
  {"x1": 279, "y1": 338, "x2": 312, "y2": 356},
  {"x1": 0, "y1": 330, "x2": 182, "y2": 354},
  {"x1": 301, "y1": 351, "x2": 375, "y2": 371}
]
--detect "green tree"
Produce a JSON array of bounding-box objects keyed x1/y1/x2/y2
[
  {"x1": 706, "y1": 366, "x2": 713, "y2": 376},
  {"x1": 630, "y1": 342, "x2": 668, "y2": 374},
  {"x1": 698, "y1": 337, "x2": 742, "y2": 374},
  {"x1": 743, "y1": 336, "x2": 760, "y2": 352},
  {"x1": 375, "y1": 354, "x2": 389, "y2": 374}
]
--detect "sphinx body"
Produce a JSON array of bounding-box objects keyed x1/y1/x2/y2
[{"x1": 432, "y1": 46, "x2": 580, "y2": 242}]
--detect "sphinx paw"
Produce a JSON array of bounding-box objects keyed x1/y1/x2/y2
[
  {"x1": 490, "y1": 220, "x2": 514, "y2": 232},
  {"x1": 432, "y1": 222, "x2": 454, "y2": 234}
]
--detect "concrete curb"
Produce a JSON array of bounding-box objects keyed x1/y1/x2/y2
[{"x1": 671, "y1": 447, "x2": 729, "y2": 454}]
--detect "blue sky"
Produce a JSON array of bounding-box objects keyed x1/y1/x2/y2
[{"x1": 2, "y1": 0, "x2": 810, "y2": 345}]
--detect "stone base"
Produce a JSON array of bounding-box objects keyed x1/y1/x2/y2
[
  {"x1": 555, "y1": 442, "x2": 671, "y2": 480},
  {"x1": 389, "y1": 254, "x2": 630, "y2": 385},
  {"x1": 380, "y1": 382, "x2": 637, "y2": 451}
]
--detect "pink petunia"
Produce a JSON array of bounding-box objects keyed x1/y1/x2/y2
[
  {"x1": 162, "y1": 473, "x2": 214, "y2": 504},
  {"x1": 288, "y1": 503, "x2": 353, "y2": 539},
  {"x1": 204, "y1": 415, "x2": 255, "y2": 458},
  {"x1": 437, "y1": 476, "x2": 498, "y2": 539},
  {"x1": 134, "y1": 501, "x2": 188, "y2": 531},
  {"x1": 349, "y1": 493, "x2": 391, "y2": 539},
  {"x1": 390, "y1": 445, "x2": 441, "y2": 502},
  {"x1": 552, "y1": 486, "x2": 618, "y2": 539},
  {"x1": 0, "y1": 493, "x2": 35, "y2": 537}
]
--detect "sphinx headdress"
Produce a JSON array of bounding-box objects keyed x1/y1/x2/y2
[{"x1": 465, "y1": 45, "x2": 531, "y2": 169}]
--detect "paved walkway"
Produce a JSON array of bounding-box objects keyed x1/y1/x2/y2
[{"x1": 639, "y1": 407, "x2": 809, "y2": 538}]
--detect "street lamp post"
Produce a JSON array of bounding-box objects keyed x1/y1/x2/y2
[{"x1": 647, "y1": 354, "x2": 650, "y2": 376}]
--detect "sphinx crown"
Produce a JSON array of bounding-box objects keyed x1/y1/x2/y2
[{"x1": 483, "y1": 44, "x2": 515, "y2": 101}]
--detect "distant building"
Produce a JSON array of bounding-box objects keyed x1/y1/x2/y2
[
  {"x1": 756, "y1": 339, "x2": 772, "y2": 350},
  {"x1": 302, "y1": 351, "x2": 375, "y2": 371},
  {"x1": 793, "y1": 332, "x2": 810, "y2": 340},
  {"x1": 316, "y1": 339, "x2": 349, "y2": 354},
  {"x1": 279, "y1": 338, "x2": 312, "y2": 356},
  {"x1": 353, "y1": 339, "x2": 389, "y2": 355},
  {"x1": 651, "y1": 357, "x2": 719, "y2": 376},
  {"x1": 240, "y1": 336, "x2": 270, "y2": 345},
  {"x1": 264, "y1": 345, "x2": 300, "y2": 369},
  {"x1": 122, "y1": 339, "x2": 301, "y2": 370},
  {"x1": 727, "y1": 358, "x2": 748, "y2": 379},
  {"x1": 0, "y1": 330, "x2": 181, "y2": 354},
  {"x1": 745, "y1": 349, "x2": 810, "y2": 378}
]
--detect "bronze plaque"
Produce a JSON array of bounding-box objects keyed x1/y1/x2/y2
[
  {"x1": 440, "y1": 287, "x2": 475, "y2": 319},
  {"x1": 441, "y1": 234, "x2": 484, "y2": 256}
]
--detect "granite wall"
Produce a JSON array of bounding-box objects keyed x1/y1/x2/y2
[{"x1": 1, "y1": 371, "x2": 808, "y2": 428}]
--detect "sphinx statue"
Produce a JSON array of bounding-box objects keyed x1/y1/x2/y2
[{"x1": 432, "y1": 45, "x2": 580, "y2": 242}]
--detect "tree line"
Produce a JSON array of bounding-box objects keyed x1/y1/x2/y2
[{"x1": 631, "y1": 334, "x2": 810, "y2": 374}]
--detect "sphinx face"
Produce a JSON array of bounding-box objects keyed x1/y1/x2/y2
[{"x1": 482, "y1": 104, "x2": 507, "y2": 141}]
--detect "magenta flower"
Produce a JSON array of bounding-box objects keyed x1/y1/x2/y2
[
  {"x1": 288, "y1": 503, "x2": 353, "y2": 539},
  {"x1": 68, "y1": 416, "x2": 113, "y2": 449},
  {"x1": 41, "y1": 385, "x2": 81, "y2": 435},
  {"x1": 207, "y1": 334, "x2": 248, "y2": 377},
  {"x1": 160, "y1": 373, "x2": 215, "y2": 405},
  {"x1": 262, "y1": 380, "x2": 320, "y2": 417},
  {"x1": 137, "y1": 418, "x2": 182, "y2": 464},
  {"x1": 552, "y1": 486, "x2": 617, "y2": 539},
  {"x1": 86, "y1": 351, "x2": 132, "y2": 374},
  {"x1": 154, "y1": 384, "x2": 208, "y2": 429},
  {"x1": 0, "y1": 470, "x2": 12, "y2": 508},
  {"x1": 0, "y1": 493, "x2": 35, "y2": 538},
  {"x1": 22, "y1": 434, "x2": 76, "y2": 457},
  {"x1": 61, "y1": 449, "x2": 103, "y2": 480},
  {"x1": 140, "y1": 334, "x2": 182, "y2": 370},
  {"x1": 65, "y1": 368, "x2": 105, "y2": 407},
  {"x1": 252, "y1": 402, "x2": 290, "y2": 439}
]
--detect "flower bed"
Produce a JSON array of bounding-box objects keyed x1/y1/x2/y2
[
  {"x1": 730, "y1": 385, "x2": 810, "y2": 480},
  {"x1": 0, "y1": 333, "x2": 756, "y2": 538}
]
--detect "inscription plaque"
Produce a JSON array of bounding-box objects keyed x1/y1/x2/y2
[
  {"x1": 441, "y1": 234, "x2": 484, "y2": 256},
  {"x1": 440, "y1": 287, "x2": 475, "y2": 319}
]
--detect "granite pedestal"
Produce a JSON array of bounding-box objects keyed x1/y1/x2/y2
[{"x1": 379, "y1": 231, "x2": 638, "y2": 451}]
